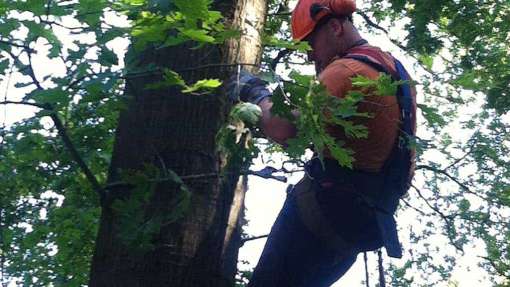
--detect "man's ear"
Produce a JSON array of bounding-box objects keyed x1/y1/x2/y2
[{"x1": 329, "y1": 18, "x2": 345, "y2": 37}]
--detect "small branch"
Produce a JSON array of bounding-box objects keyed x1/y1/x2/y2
[
  {"x1": 357, "y1": 10, "x2": 438, "y2": 76},
  {"x1": 444, "y1": 139, "x2": 477, "y2": 170},
  {"x1": 416, "y1": 164, "x2": 485, "y2": 200},
  {"x1": 0, "y1": 39, "x2": 35, "y2": 53},
  {"x1": 0, "y1": 100, "x2": 50, "y2": 109},
  {"x1": 240, "y1": 234, "x2": 268, "y2": 246},
  {"x1": 401, "y1": 197, "x2": 428, "y2": 216},
  {"x1": 411, "y1": 184, "x2": 464, "y2": 253},
  {"x1": 270, "y1": 49, "x2": 293, "y2": 71},
  {"x1": 357, "y1": 11, "x2": 388, "y2": 34},
  {"x1": 267, "y1": 12, "x2": 291, "y2": 17},
  {"x1": 479, "y1": 256, "x2": 510, "y2": 278},
  {"x1": 124, "y1": 63, "x2": 260, "y2": 80},
  {"x1": 411, "y1": 184, "x2": 451, "y2": 220},
  {"x1": 175, "y1": 62, "x2": 260, "y2": 73}
]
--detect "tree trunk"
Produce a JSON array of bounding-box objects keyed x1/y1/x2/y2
[{"x1": 88, "y1": 0, "x2": 267, "y2": 285}]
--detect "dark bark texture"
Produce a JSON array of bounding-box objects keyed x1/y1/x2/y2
[{"x1": 88, "y1": 0, "x2": 267, "y2": 286}]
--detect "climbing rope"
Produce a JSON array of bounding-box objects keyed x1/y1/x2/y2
[
  {"x1": 364, "y1": 252, "x2": 370, "y2": 287},
  {"x1": 378, "y1": 249, "x2": 386, "y2": 287}
]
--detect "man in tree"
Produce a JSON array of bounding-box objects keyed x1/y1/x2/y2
[{"x1": 228, "y1": 0, "x2": 416, "y2": 286}]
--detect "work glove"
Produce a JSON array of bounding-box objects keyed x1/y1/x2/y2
[{"x1": 226, "y1": 70, "x2": 272, "y2": 104}]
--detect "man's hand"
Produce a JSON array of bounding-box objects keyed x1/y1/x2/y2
[{"x1": 226, "y1": 70, "x2": 272, "y2": 104}]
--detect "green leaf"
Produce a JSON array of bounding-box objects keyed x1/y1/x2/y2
[
  {"x1": 182, "y1": 79, "x2": 221, "y2": 93},
  {"x1": 418, "y1": 54, "x2": 434, "y2": 70},
  {"x1": 78, "y1": 0, "x2": 106, "y2": 27},
  {"x1": 30, "y1": 88, "x2": 68, "y2": 105},
  {"x1": 179, "y1": 28, "x2": 216, "y2": 43},
  {"x1": 145, "y1": 69, "x2": 186, "y2": 90},
  {"x1": 452, "y1": 71, "x2": 478, "y2": 90},
  {"x1": 263, "y1": 36, "x2": 310, "y2": 52},
  {"x1": 174, "y1": 0, "x2": 211, "y2": 24},
  {"x1": 0, "y1": 58, "x2": 10, "y2": 75},
  {"x1": 418, "y1": 103, "x2": 447, "y2": 127},
  {"x1": 98, "y1": 48, "x2": 119, "y2": 65},
  {"x1": 23, "y1": 21, "x2": 62, "y2": 58}
]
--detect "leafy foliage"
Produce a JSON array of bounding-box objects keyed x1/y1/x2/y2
[
  {"x1": 1, "y1": 0, "x2": 510, "y2": 286},
  {"x1": 110, "y1": 165, "x2": 191, "y2": 253},
  {"x1": 269, "y1": 71, "x2": 400, "y2": 167}
]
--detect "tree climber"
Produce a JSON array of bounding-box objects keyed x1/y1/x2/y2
[{"x1": 227, "y1": 0, "x2": 417, "y2": 285}]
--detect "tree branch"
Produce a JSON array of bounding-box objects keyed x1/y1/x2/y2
[
  {"x1": 0, "y1": 39, "x2": 35, "y2": 53},
  {"x1": 3, "y1": 50, "x2": 105, "y2": 202},
  {"x1": 270, "y1": 49, "x2": 293, "y2": 71},
  {"x1": 357, "y1": 11, "x2": 388, "y2": 34},
  {"x1": 411, "y1": 184, "x2": 464, "y2": 253},
  {"x1": 416, "y1": 164, "x2": 487, "y2": 201},
  {"x1": 50, "y1": 113, "x2": 104, "y2": 199},
  {"x1": 0, "y1": 100, "x2": 50, "y2": 109},
  {"x1": 240, "y1": 234, "x2": 268, "y2": 246},
  {"x1": 175, "y1": 62, "x2": 260, "y2": 73},
  {"x1": 401, "y1": 197, "x2": 428, "y2": 216},
  {"x1": 479, "y1": 256, "x2": 510, "y2": 278},
  {"x1": 444, "y1": 139, "x2": 477, "y2": 170}
]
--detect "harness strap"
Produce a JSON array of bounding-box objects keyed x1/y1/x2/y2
[{"x1": 364, "y1": 252, "x2": 370, "y2": 287}]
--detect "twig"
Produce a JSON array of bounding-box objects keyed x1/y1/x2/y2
[
  {"x1": 401, "y1": 197, "x2": 427, "y2": 216},
  {"x1": 416, "y1": 164, "x2": 486, "y2": 200},
  {"x1": 270, "y1": 49, "x2": 292, "y2": 71},
  {"x1": 0, "y1": 39, "x2": 36, "y2": 53},
  {"x1": 267, "y1": 12, "x2": 292, "y2": 17},
  {"x1": 411, "y1": 184, "x2": 464, "y2": 253},
  {"x1": 357, "y1": 10, "x2": 438, "y2": 76},
  {"x1": 357, "y1": 11, "x2": 388, "y2": 34},
  {"x1": 478, "y1": 256, "x2": 510, "y2": 278},
  {"x1": 444, "y1": 139, "x2": 477, "y2": 170},
  {"x1": 175, "y1": 62, "x2": 260, "y2": 73},
  {"x1": 0, "y1": 100, "x2": 51, "y2": 110},
  {"x1": 240, "y1": 234, "x2": 268, "y2": 246}
]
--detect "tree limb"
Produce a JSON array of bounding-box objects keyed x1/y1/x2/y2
[{"x1": 3, "y1": 50, "x2": 105, "y2": 202}]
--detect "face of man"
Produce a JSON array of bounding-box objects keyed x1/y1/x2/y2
[{"x1": 305, "y1": 18, "x2": 343, "y2": 74}]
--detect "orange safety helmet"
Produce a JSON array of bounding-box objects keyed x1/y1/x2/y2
[{"x1": 291, "y1": 0, "x2": 356, "y2": 41}]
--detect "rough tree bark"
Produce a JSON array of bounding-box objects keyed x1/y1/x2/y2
[{"x1": 88, "y1": 0, "x2": 267, "y2": 285}]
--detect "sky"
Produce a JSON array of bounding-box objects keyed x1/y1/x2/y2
[{"x1": 0, "y1": 3, "x2": 503, "y2": 287}]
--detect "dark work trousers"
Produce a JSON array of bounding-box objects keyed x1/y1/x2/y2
[{"x1": 247, "y1": 177, "x2": 382, "y2": 287}]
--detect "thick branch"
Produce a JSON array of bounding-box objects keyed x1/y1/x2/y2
[
  {"x1": 50, "y1": 113, "x2": 104, "y2": 198},
  {"x1": 3, "y1": 50, "x2": 104, "y2": 201}
]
